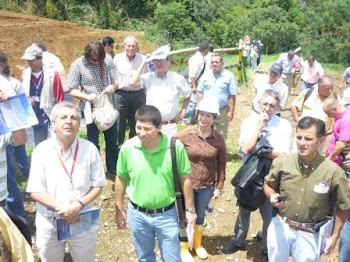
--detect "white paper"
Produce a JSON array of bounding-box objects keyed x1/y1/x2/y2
[
  {"x1": 317, "y1": 218, "x2": 334, "y2": 258},
  {"x1": 186, "y1": 223, "x2": 194, "y2": 250}
]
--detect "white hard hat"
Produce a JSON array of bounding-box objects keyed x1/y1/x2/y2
[{"x1": 197, "y1": 98, "x2": 220, "y2": 115}]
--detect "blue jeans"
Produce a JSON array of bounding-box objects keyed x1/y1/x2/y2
[
  {"x1": 300, "y1": 80, "x2": 316, "y2": 91},
  {"x1": 86, "y1": 121, "x2": 118, "y2": 175},
  {"x1": 339, "y1": 219, "x2": 350, "y2": 262},
  {"x1": 127, "y1": 202, "x2": 180, "y2": 262},
  {"x1": 183, "y1": 93, "x2": 197, "y2": 124},
  {"x1": 33, "y1": 124, "x2": 50, "y2": 146},
  {"x1": 194, "y1": 185, "x2": 214, "y2": 224},
  {"x1": 6, "y1": 145, "x2": 29, "y2": 220}
]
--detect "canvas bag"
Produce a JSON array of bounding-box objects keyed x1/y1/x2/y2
[{"x1": 92, "y1": 93, "x2": 119, "y2": 131}]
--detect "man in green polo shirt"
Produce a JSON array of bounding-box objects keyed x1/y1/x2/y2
[
  {"x1": 264, "y1": 116, "x2": 350, "y2": 261},
  {"x1": 115, "y1": 105, "x2": 197, "y2": 262}
]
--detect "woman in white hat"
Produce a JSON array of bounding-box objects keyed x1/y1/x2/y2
[{"x1": 176, "y1": 98, "x2": 227, "y2": 261}]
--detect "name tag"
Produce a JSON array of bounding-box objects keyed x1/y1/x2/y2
[{"x1": 313, "y1": 182, "x2": 329, "y2": 194}]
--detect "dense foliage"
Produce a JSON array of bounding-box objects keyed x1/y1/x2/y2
[{"x1": 1, "y1": 0, "x2": 350, "y2": 64}]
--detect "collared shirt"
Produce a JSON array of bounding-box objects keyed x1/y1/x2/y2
[
  {"x1": 265, "y1": 153, "x2": 350, "y2": 223},
  {"x1": 26, "y1": 137, "x2": 106, "y2": 218},
  {"x1": 301, "y1": 60, "x2": 324, "y2": 84},
  {"x1": 292, "y1": 86, "x2": 335, "y2": 130},
  {"x1": 326, "y1": 107, "x2": 350, "y2": 166},
  {"x1": 343, "y1": 67, "x2": 350, "y2": 86},
  {"x1": 188, "y1": 51, "x2": 205, "y2": 81},
  {"x1": 253, "y1": 74, "x2": 289, "y2": 110},
  {"x1": 239, "y1": 114, "x2": 291, "y2": 161},
  {"x1": 140, "y1": 71, "x2": 191, "y2": 121},
  {"x1": 113, "y1": 52, "x2": 148, "y2": 91},
  {"x1": 66, "y1": 56, "x2": 119, "y2": 111},
  {"x1": 176, "y1": 126, "x2": 226, "y2": 190},
  {"x1": 277, "y1": 53, "x2": 298, "y2": 74},
  {"x1": 117, "y1": 132, "x2": 191, "y2": 209},
  {"x1": 198, "y1": 69, "x2": 237, "y2": 108}
]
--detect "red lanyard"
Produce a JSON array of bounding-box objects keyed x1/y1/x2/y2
[{"x1": 56, "y1": 141, "x2": 79, "y2": 183}]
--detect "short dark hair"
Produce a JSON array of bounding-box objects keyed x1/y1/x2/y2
[
  {"x1": 297, "y1": 117, "x2": 325, "y2": 138},
  {"x1": 34, "y1": 41, "x2": 47, "y2": 51},
  {"x1": 135, "y1": 105, "x2": 162, "y2": 127},
  {"x1": 0, "y1": 51, "x2": 10, "y2": 77},
  {"x1": 84, "y1": 41, "x2": 106, "y2": 61},
  {"x1": 102, "y1": 36, "x2": 115, "y2": 47}
]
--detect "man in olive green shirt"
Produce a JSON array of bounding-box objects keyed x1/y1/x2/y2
[
  {"x1": 115, "y1": 105, "x2": 196, "y2": 262},
  {"x1": 264, "y1": 116, "x2": 350, "y2": 261}
]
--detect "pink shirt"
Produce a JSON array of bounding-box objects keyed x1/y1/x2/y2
[
  {"x1": 301, "y1": 60, "x2": 324, "y2": 84},
  {"x1": 326, "y1": 107, "x2": 350, "y2": 166}
]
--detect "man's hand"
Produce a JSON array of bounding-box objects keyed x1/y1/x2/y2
[
  {"x1": 212, "y1": 188, "x2": 222, "y2": 199},
  {"x1": 186, "y1": 211, "x2": 197, "y2": 226},
  {"x1": 56, "y1": 202, "x2": 81, "y2": 224},
  {"x1": 86, "y1": 93, "x2": 97, "y2": 102},
  {"x1": 0, "y1": 92, "x2": 9, "y2": 102},
  {"x1": 258, "y1": 112, "x2": 269, "y2": 129},
  {"x1": 105, "y1": 84, "x2": 117, "y2": 94},
  {"x1": 226, "y1": 111, "x2": 234, "y2": 121},
  {"x1": 269, "y1": 193, "x2": 287, "y2": 208},
  {"x1": 324, "y1": 235, "x2": 339, "y2": 255},
  {"x1": 115, "y1": 210, "x2": 127, "y2": 229}
]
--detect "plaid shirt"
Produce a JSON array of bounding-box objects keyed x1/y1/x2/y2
[{"x1": 66, "y1": 56, "x2": 119, "y2": 111}]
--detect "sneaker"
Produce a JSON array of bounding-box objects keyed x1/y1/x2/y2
[{"x1": 222, "y1": 241, "x2": 246, "y2": 254}]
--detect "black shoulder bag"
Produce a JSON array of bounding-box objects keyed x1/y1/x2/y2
[{"x1": 170, "y1": 137, "x2": 188, "y2": 241}]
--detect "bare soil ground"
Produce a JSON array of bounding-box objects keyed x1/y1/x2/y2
[{"x1": 1, "y1": 10, "x2": 342, "y2": 262}]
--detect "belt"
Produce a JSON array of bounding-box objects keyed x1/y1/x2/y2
[
  {"x1": 279, "y1": 213, "x2": 315, "y2": 233},
  {"x1": 130, "y1": 201, "x2": 175, "y2": 214},
  {"x1": 116, "y1": 89, "x2": 143, "y2": 94},
  {"x1": 161, "y1": 119, "x2": 177, "y2": 125}
]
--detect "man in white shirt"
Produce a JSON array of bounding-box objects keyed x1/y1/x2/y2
[
  {"x1": 277, "y1": 50, "x2": 299, "y2": 94},
  {"x1": 27, "y1": 101, "x2": 106, "y2": 262},
  {"x1": 252, "y1": 63, "x2": 288, "y2": 112}
]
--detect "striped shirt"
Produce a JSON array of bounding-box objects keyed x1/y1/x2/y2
[{"x1": 0, "y1": 134, "x2": 11, "y2": 201}]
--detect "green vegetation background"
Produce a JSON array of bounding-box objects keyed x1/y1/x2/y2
[{"x1": 2, "y1": 0, "x2": 350, "y2": 65}]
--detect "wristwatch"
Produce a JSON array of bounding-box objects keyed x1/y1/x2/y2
[{"x1": 185, "y1": 207, "x2": 196, "y2": 213}]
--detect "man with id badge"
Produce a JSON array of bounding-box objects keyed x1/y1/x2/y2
[
  {"x1": 263, "y1": 116, "x2": 350, "y2": 261},
  {"x1": 27, "y1": 101, "x2": 106, "y2": 262}
]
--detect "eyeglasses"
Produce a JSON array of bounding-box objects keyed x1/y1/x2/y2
[{"x1": 261, "y1": 102, "x2": 277, "y2": 110}]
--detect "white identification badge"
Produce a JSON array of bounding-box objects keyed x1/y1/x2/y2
[{"x1": 313, "y1": 182, "x2": 330, "y2": 194}]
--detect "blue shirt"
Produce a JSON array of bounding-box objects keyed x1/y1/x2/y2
[{"x1": 197, "y1": 69, "x2": 237, "y2": 108}]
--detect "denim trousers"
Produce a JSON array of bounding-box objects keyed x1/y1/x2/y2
[
  {"x1": 267, "y1": 215, "x2": 320, "y2": 262},
  {"x1": 113, "y1": 90, "x2": 146, "y2": 148},
  {"x1": 86, "y1": 121, "x2": 118, "y2": 175},
  {"x1": 33, "y1": 123, "x2": 51, "y2": 146},
  {"x1": 183, "y1": 93, "x2": 197, "y2": 124},
  {"x1": 230, "y1": 199, "x2": 272, "y2": 253},
  {"x1": 6, "y1": 144, "x2": 30, "y2": 220},
  {"x1": 127, "y1": 202, "x2": 181, "y2": 262},
  {"x1": 194, "y1": 185, "x2": 215, "y2": 224},
  {"x1": 300, "y1": 81, "x2": 316, "y2": 91},
  {"x1": 339, "y1": 219, "x2": 350, "y2": 262}
]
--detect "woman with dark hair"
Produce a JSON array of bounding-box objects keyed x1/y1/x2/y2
[
  {"x1": 0, "y1": 51, "x2": 30, "y2": 221},
  {"x1": 177, "y1": 97, "x2": 226, "y2": 261}
]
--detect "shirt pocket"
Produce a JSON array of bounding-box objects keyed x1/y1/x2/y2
[{"x1": 306, "y1": 190, "x2": 329, "y2": 210}]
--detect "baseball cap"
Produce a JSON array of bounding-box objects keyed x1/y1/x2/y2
[
  {"x1": 21, "y1": 44, "x2": 43, "y2": 60},
  {"x1": 270, "y1": 63, "x2": 283, "y2": 75}
]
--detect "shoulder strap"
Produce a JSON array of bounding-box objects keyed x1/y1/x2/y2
[
  {"x1": 170, "y1": 137, "x2": 182, "y2": 197},
  {"x1": 302, "y1": 87, "x2": 315, "y2": 104}
]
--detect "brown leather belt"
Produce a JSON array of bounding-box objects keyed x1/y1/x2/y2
[
  {"x1": 161, "y1": 119, "x2": 176, "y2": 125},
  {"x1": 279, "y1": 213, "x2": 315, "y2": 233}
]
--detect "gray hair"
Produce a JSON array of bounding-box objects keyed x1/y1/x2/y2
[
  {"x1": 50, "y1": 101, "x2": 81, "y2": 123},
  {"x1": 123, "y1": 35, "x2": 138, "y2": 47},
  {"x1": 211, "y1": 52, "x2": 223, "y2": 62},
  {"x1": 259, "y1": 89, "x2": 281, "y2": 106},
  {"x1": 318, "y1": 75, "x2": 333, "y2": 88}
]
